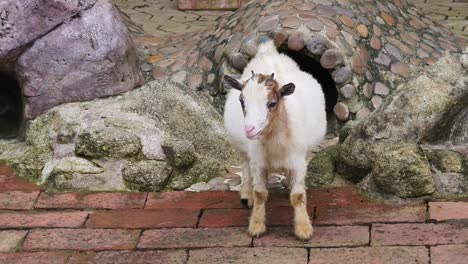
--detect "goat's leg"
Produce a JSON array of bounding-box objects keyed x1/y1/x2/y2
[
  {"x1": 289, "y1": 160, "x2": 313, "y2": 240},
  {"x1": 248, "y1": 165, "x2": 268, "y2": 237},
  {"x1": 239, "y1": 155, "x2": 253, "y2": 208}
]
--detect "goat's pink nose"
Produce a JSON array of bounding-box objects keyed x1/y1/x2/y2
[{"x1": 245, "y1": 125, "x2": 255, "y2": 135}]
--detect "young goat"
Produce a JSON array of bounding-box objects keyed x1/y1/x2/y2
[{"x1": 223, "y1": 40, "x2": 327, "y2": 239}]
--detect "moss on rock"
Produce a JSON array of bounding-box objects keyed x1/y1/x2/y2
[
  {"x1": 122, "y1": 160, "x2": 173, "y2": 191},
  {"x1": 427, "y1": 149, "x2": 463, "y2": 173},
  {"x1": 372, "y1": 144, "x2": 435, "y2": 198},
  {"x1": 168, "y1": 157, "x2": 224, "y2": 190},
  {"x1": 306, "y1": 145, "x2": 339, "y2": 187}
]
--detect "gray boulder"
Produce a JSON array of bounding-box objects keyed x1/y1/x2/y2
[{"x1": 122, "y1": 160, "x2": 173, "y2": 192}]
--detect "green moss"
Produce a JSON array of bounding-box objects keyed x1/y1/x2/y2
[
  {"x1": 122, "y1": 160, "x2": 173, "y2": 192},
  {"x1": 306, "y1": 145, "x2": 339, "y2": 187},
  {"x1": 168, "y1": 157, "x2": 224, "y2": 190},
  {"x1": 428, "y1": 149, "x2": 463, "y2": 173}
]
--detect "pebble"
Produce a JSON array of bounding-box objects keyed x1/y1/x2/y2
[
  {"x1": 187, "y1": 74, "x2": 203, "y2": 90},
  {"x1": 231, "y1": 53, "x2": 249, "y2": 71},
  {"x1": 391, "y1": 63, "x2": 410, "y2": 77},
  {"x1": 208, "y1": 177, "x2": 226, "y2": 186},
  {"x1": 332, "y1": 67, "x2": 352, "y2": 84},
  {"x1": 152, "y1": 67, "x2": 168, "y2": 81},
  {"x1": 374, "y1": 82, "x2": 390, "y2": 96},
  {"x1": 357, "y1": 24, "x2": 368, "y2": 38},
  {"x1": 339, "y1": 15, "x2": 355, "y2": 27},
  {"x1": 381, "y1": 12, "x2": 395, "y2": 26},
  {"x1": 320, "y1": 49, "x2": 343, "y2": 69},
  {"x1": 363, "y1": 83, "x2": 373, "y2": 99},
  {"x1": 274, "y1": 31, "x2": 289, "y2": 47},
  {"x1": 198, "y1": 56, "x2": 213, "y2": 72},
  {"x1": 140, "y1": 63, "x2": 151, "y2": 72},
  {"x1": 370, "y1": 35, "x2": 381, "y2": 49},
  {"x1": 334, "y1": 102, "x2": 350, "y2": 121},
  {"x1": 190, "y1": 182, "x2": 212, "y2": 192},
  {"x1": 340, "y1": 84, "x2": 355, "y2": 99},
  {"x1": 374, "y1": 53, "x2": 391, "y2": 66},
  {"x1": 306, "y1": 34, "x2": 330, "y2": 55},
  {"x1": 258, "y1": 16, "x2": 279, "y2": 32},
  {"x1": 306, "y1": 19, "x2": 324, "y2": 31},
  {"x1": 287, "y1": 31, "x2": 305, "y2": 51},
  {"x1": 372, "y1": 95, "x2": 383, "y2": 108},
  {"x1": 171, "y1": 71, "x2": 187, "y2": 84},
  {"x1": 282, "y1": 16, "x2": 302, "y2": 29},
  {"x1": 356, "y1": 107, "x2": 371, "y2": 120},
  {"x1": 211, "y1": 183, "x2": 230, "y2": 191}
]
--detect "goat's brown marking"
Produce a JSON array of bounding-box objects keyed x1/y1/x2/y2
[
  {"x1": 291, "y1": 192, "x2": 305, "y2": 207},
  {"x1": 253, "y1": 191, "x2": 268, "y2": 204}
]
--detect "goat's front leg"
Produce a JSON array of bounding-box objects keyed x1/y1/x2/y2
[
  {"x1": 239, "y1": 154, "x2": 253, "y2": 208},
  {"x1": 248, "y1": 163, "x2": 268, "y2": 237},
  {"x1": 289, "y1": 159, "x2": 313, "y2": 240}
]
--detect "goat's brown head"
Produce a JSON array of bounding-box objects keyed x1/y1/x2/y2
[{"x1": 223, "y1": 71, "x2": 295, "y2": 140}]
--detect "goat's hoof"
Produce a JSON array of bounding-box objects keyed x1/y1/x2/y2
[
  {"x1": 241, "y1": 199, "x2": 253, "y2": 209},
  {"x1": 294, "y1": 222, "x2": 313, "y2": 240},
  {"x1": 248, "y1": 221, "x2": 266, "y2": 237}
]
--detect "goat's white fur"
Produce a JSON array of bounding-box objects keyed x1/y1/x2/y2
[{"x1": 223, "y1": 40, "x2": 327, "y2": 239}]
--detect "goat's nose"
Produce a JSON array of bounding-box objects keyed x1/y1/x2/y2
[{"x1": 245, "y1": 125, "x2": 255, "y2": 135}]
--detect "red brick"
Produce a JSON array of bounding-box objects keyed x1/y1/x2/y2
[
  {"x1": 309, "y1": 187, "x2": 366, "y2": 207},
  {"x1": 23, "y1": 228, "x2": 140, "y2": 251},
  {"x1": 199, "y1": 209, "x2": 250, "y2": 228},
  {"x1": 0, "y1": 252, "x2": 71, "y2": 264},
  {"x1": 188, "y1": 247, "x2": 307, "y2": 264},
  {"x1": 0, "y1": 166, "x2": 40, "y2": 192},
  {"x1": 145, "y1": 191, "x2": 242, "y2": 209},
  {"x1": 254, "y1": 226, "x2": 369, "y2": 247},
  {"x1": 268, "y1": 206, "x2": 314, "y2": 226},
  {"x1": 0, "y1": 191, "x2": 39, "y2": 210},
  {"x1": 86, "y1": 209, "x2": 199, "y2": 228},
  {"x1": 372, "y1": 223, "x2": 468, "y2": 246},
  {"x1": 429, "y1": 202, "x2": 468, "y2": 222},
  {"x1": 315, "y1": 204, "x2": 426, "y2": 225},
  {"x1": 431, "y1": 245, "x2": 468, "y2": 264},
  {"x1": 310, "y1": 246, "x2": 429, "y2": 264},
  {"x1": 35, "y1": 192, "x2": 146, "y2": 209},
  {"x1": 0, "y1": 230, "x2": 28, "y2": 252},
  {"x1": 138, "y1": 228, "x2": 251, "y2": 249},
  {"x1": 0, "y1": 211, "x2": 88, "y2": 228},
  {"x1": 69, "y1": 250, "x2": 187, "y2": 264}
]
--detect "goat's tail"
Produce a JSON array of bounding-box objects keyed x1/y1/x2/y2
[{"x1": 257, "y1": 39, "x2": 277, "y2": 55}]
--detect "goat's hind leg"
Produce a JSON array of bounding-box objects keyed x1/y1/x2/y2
[
  {"x1": 239, "y1": 155, "x2": 253, "y2": 208},
  {"x1": 289, "y1": 163, "x2": 313, "y2": 240}
]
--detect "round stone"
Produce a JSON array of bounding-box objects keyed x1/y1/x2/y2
[
  {"x1": 208, "y1": 177, "x2": 226, "y2": 186},
  {"x1": 171, "y1": 71, "x2": 187, "y2": 84},
  {"x1": 244, "y1": 42, "x2": 257, "y2": 58},
  {"x1": 381, "y1": 12, "x2": 395, "y2": 26},
  {"x1": 333, "y1": 102, "x2": 349, "y2": 121},
  {"x1": 140, "y1": 63, "x2": 151, "y2": 72},
  {"x1": 320, "y1": 49, "x2": 343, "y2": 69},
  {"x1": 258, "y1": 16, "x2": 279, "y2": 32},
  {"x1": 207, "y1": 73, "x2": 215, "y2": 83},
  {"x1": 214, "y1": 45, "x2": 224, "y2": 63},
  {"x1": 340, "y1": 84, "x2": 355, "y2": 99},
  {"x1": 198, "y1": 56, "x2": 213, "y2": 72},
  {"x1": 332, "y1": 67, "x2": 352, "y2": 84},
  {"x1": 305, "y1": 19, "x2": 324, "y2": 31},
  {"x1": 356, "y1": 107, "x2": 371, "y2": 120},
  {"x1": 187, "y1": 74, "x2": 203, "y2": 90},
  {"x1": 370, "y1": 35, "x2": 381, "y2": 49},
  {"x1": 356, "y1": 24, "x2": 368, "y2": 38},
  {"x1": 372, "y1": 95, "x2": 383, "y2": 108},
  {"x1": 373, "y1": 25, "x2": 382, "y2": 36},
  {"x1": 339, "y1": 15, "x2": 355, "y2": 27},
  {"x1": 288, "y1": 31, "x2": 305, "y2": 51},
  {"x1": 374, "y1": 82, "x2": 389, "y2": 96},
  {"x1": 374, "y1": 52, "x2": 391, "y2": 66},
  {"x1": 274, "y1": 31, "x2": 289, "y2": 47},
  {"x1": 391, "y1": 63, "x2": 410, "y2": 77},
  {"x1": 351, "y1": 47, "x2": 369, "y2": 74},
  {"x1": 231, "y1": 53, "x2": 249, "y2": 71},
  {"x1": 306, "y1": 34, "x2": 330, "y2": 55},
  {"x1": 363, "y1": 83, "x2": 373, "y2": 99},
  {"x1": 152, "y1": 67, "x2": 168, "y2": 81},
  {"x1": 189, "y1": 182, "x2": 212, "y2": 191},
  {"x1": 282, "y1": 16, "x2": 302, "y2": 28}
]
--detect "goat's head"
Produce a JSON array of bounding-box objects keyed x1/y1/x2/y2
[{"x1": 223, "y1": 71, "x2": 295, "y2": 140}]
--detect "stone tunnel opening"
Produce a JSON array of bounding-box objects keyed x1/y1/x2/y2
[
  {"x1": 0, "y1": 72, "x2": 23, "y2": 139},
  {"x1": 279, "y1": 49, "x2": 339, "y2": 132}
]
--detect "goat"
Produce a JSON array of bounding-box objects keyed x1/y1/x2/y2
[{"x1": 223, "y1": 40, "x2": 327, "y2": 239}]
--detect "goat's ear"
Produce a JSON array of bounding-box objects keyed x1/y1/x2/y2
[
  {"x1": 223, "y1": 75, "x2": 243, "y2": 91},
  {"x1": 280, "y1": 83, "x2": 295, "y2": 97}
]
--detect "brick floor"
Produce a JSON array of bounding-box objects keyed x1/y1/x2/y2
[{"x1": 0, "y1": 165, "x2": 467, "y2": 263}]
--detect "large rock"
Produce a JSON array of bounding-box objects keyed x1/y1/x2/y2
[
  {"x1": 306, "y1": 145, "x2": 338, "y2": 187},
  {"x1": 0, "y1": 0, "x2": 96, "y2": 64},
  {"x1": 372, "y1": 144, "x2": 435, "y2": 198},
  {"x1": 338, "y1": 54, "x2": 468, "y2": 182},
  {"x1": 122, "y1": 160, "x2": 173, "y2": 192},
  {"x1": 14, "y1": 0, "x2": 142, "y2": 119}
]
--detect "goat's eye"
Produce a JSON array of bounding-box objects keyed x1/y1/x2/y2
[{"x1": 267, "y1": 101, "x2": 277, "y2": 109}]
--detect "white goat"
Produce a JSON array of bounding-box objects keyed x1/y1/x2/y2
[{"x1": 223, "y1": 40, "x2": 327, "y2": 239}]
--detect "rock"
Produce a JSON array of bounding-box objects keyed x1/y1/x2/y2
[
  {"x1": 370, "y1": 35, "x2": 381, "y2": 49},
  {"x1": 211, "y1": 183, "x2": 230, "y2": 191},
  {"x1": 340, "y1": 84, "x2": 355, "y2": 99},
  {"x1": 273, "y1": 31, "x2": 289, "y2": 47},
  {"x1": 287, "y1": 31, "x2": 305, "y2": 51},
  {"x1": 391, "y1": 63, "x2": 410, "y2": 77},
  {"x1": 306, "y1": 34, "x2": 330, "y2": 55},
  {"x1": 171, "y1": 71, "x2": 187, "y2": 84},
  {"x1": 258, "y1": 16, "x2": 279, "y2": 32},
  {"x1": 170, "y1": 157, "x2": 224, "y2": 190},
  {"x1": 351, "y1": 47, "x2": 369, "y2": 74},
  {"x1": 380, "y1": 12, "x2": 395, "y2": 26},
  {"x1": 371, "y1": 96, "x2": 383, "y2": 108},
  {"x1": 372, "y1": 144, "x2": 435, "y2": 198},
  {"x1": 122, "y1": 160, "x2": 172, "y2": 192},
  {"x1": 305, "y1": 19, "x2": 324, "y2": 31},
  {"x1": 306, "y1": 145, "x2": 339, "y2": 187},
  {"x1": 52, "y1": 157, "x2": 104, "y2": 175},
  {"x1": 198, "y1": 56, "x2": 213, "y2": 72},
  {"x1": 231, "y1": 53, "x2": 249, "y2": 71},
  {"x1": 363, "y1": 83, "x2": 373, "y2": 98},
  {"x1": 338, "y1": 54, "x2": 467, "y2": 183},
  {"x1": 356, "y1": 24, "x2": 368, "y2": 38},
  {"x1": 339, "y1": 120, "x2": 359, "y2": 143},
  {"x1": 15, "y1": 0, "x2": 142, "y2": 119},
  {"x1": 208, "y1": 177, "x2": 226, "y2": 186},
  {"x1": 189, "y1": 182, "x2": 212, "y2": 191},
  {"x1": 320, "y1": 49, "x2": 343, "y2": 69},
  {"x1": 75, "y1": 127, "x2": 142, "y2": 159},
  {"x1": 374, "y1": 53, "x2": 391, "y2": 66},
  {"x1": 339, "y1": 15, "x2": 354, "y2": 27},
  {"x1": 446, "y1": 103, "x2": 468, "y2": 145},
  {"x1": 332, "y1": 67, "x2": 352, "y2": 84},
  {"x1": 427, "y1": 150, "x2": 463, "y2": 173},
  {"x1": 333, "y1": 102, "x2": 349, "y2": 121},
  {"x1": 356, "y1": 107, "x2": 371, "y2": 120},
  {"x1": 162, "y1": 139, "x2": 197, "y2": 170},
  {"x1": 374, "y1": 82, "x2": 389, "y2": 96},
  {"x1": 187, "y1": 74, "x2": 203, "y2": 90}
]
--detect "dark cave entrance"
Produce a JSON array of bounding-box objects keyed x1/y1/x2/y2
[
  {"x1": 0, "y1": 72, "x2": 23, "y2": 139},
  {"x1": 279, "y1": 49, "x2": 339, "y2": 132}
]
